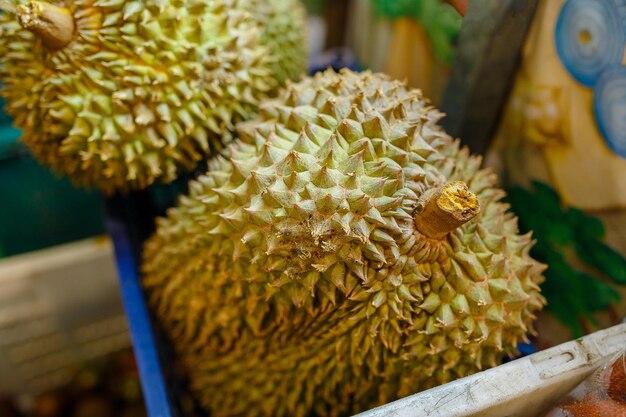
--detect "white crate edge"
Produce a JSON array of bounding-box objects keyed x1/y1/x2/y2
[{"x1": 356, "y1": 323, "x2": 626, "y2": 417}]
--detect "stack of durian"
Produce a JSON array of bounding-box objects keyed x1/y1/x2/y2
[{"x1": 0, "y1": 2, "x2": 546, "y2": 416}]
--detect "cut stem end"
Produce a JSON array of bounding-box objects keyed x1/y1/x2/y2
[
  {"x1": 17, "y1": 1, "x2": 74, "y2": 50},
  {"x1": 414, "y1": 181, "x2": 480, "y2": 240}
]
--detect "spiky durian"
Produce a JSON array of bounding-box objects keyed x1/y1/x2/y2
[
  {"x1": 258, "y1": 0, "x2": 308, "y2": 85},
  {"x1": 142, "y1": 69, "x2": 546, "y2": 417},
  {"x1": 0, "y1": 0, "x2": 307, "y2": 193}
]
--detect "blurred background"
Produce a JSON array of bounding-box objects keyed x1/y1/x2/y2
[{"x1": 1, "y1": 0, "x2": 625, "y2": 415}]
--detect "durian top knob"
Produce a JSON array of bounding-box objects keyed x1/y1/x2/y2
[
  {"x1": 414, "y1": 181, "x2": 480, "y2": 240},
  {"x1": 17, "y1": 1, "x2": 75, "y2": 50}
]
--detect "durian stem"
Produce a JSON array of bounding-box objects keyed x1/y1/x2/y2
[
  {"x1": 16, "y1": 1, "x2": 75, "y2": 50},
  {"x1": 414, "y1": 181, "x2": 480, "y2": 240}
]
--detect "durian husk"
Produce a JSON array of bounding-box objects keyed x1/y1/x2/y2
[
  {"x1": 258, "y1": 0, "x2": 309, "y2": 85},
  {"x1": 0, "y1": 0, "x2": 308, "y2": 193},
  {"x1": 142, "y1": 69, "x2": 546, "y2": 417}
]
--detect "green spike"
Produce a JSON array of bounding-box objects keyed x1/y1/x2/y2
[{"x1": 419, "y1": 292, "x2": 441, "y2": 314}]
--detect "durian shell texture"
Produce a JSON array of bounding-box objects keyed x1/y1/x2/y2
[
  {"x1": 142, "y1": 69, "x2": 547, "y2": 417},
  {"x1": 0, "y1": 0, "x2": 308, "y2": 193}
]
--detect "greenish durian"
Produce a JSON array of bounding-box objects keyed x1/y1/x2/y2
[
  {"x1": 258, "y1": 0, "x2": 308, "y2": 85},
  {"x1": 142, "y1": 69, "x2": 546, "y2": 417},
  {"x1": 0, "y1": 0, "x2": 308, "y2": 193}
]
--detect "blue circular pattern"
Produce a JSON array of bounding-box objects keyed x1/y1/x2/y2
[
  {"x1": 594, "y1": 66, "x2": 626, "y2": 159},
  {"x1": 614, "y1": 0, "x2": 626, "y2": 37},
  {"x1": 555, "y1": 0, "x2": 626, "y2": 87}
]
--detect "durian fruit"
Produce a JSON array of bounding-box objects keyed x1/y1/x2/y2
[
  {"x1": 257, "y1": 0, "x2": 308, "y2": 85},
  {"x1": 142, "y1": 69, "x2": 546, "y2": 417},
  {"x1": 0, "y1": 0, "x2": 307, "y2": 193}
]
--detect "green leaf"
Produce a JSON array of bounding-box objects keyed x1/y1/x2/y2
[
  {"x1": 539, "y1": 251, "x2": 619, "y2": 337},
  {"x1": 579, "y1": 273, "x2": 621, "y2": 311},
  {"x1": 538, "y1": 250, "x2": 587, "y2": 337},
  {"x1": 530, "y1": 181, "x2": 561, "y2": 207},
  {"x1": 371, "y1": 0, "x2": 417, "y2": 18},
  {"x1": 508, "y1": 181, "x2": 626, "y2": 336},
  {"x1": 543, "y1": 222, "x2": 573, "y2": 247},
  {"x1": 566, "y1": 208, "x2": 605, "y2": 240},
  {"x1": 530, "y1": 181, "x2": 566, "y2": 221},
  {"x1": 419, "y1": 0, "x2": 462, "y2": 62},
  {"x1": 507, "y1": 187, "x2": 545, "y2": 232},
  {"x1": 507, "y1": 183, "x2": 571, "y2": 247},
  {"x1": 574, "y1": 239, "x2": 626, "y2": 285}
]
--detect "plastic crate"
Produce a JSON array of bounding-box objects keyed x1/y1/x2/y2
[{"x1": 358, "y1": 322, "x2": 626, "y2": 417}]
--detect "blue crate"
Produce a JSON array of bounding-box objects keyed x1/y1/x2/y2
[{"x1": 107, "y1": 216, "x2": 174, "y2": 417}]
